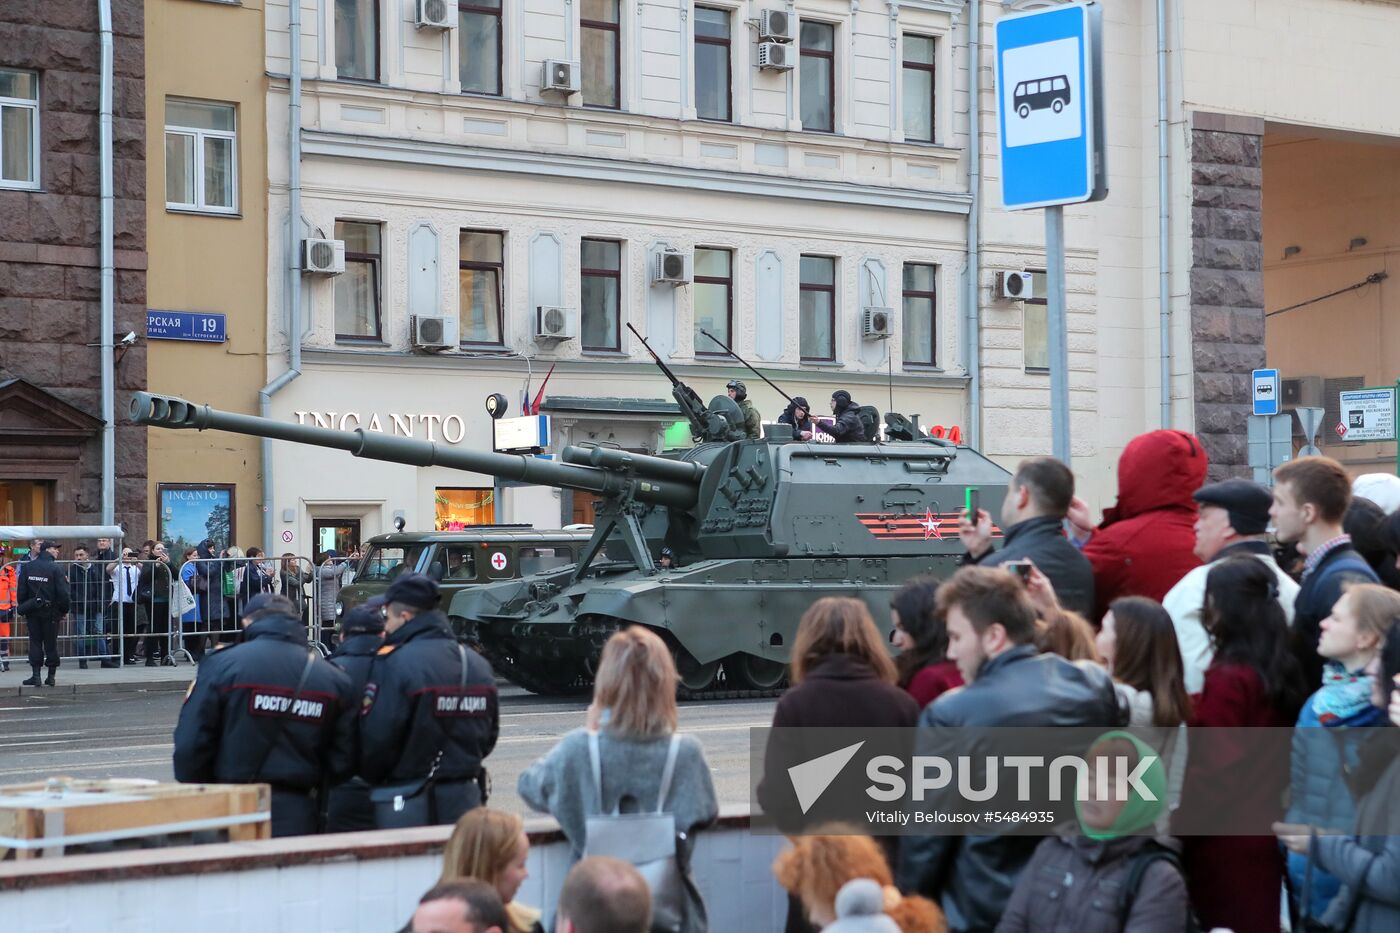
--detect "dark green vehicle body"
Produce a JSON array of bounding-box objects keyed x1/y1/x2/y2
[
  {"x1": 128, "y1": 378, "x2": 1010, "y2": 698},
  {"x1": 335, "y1": 527, "x2": 594, "y2": 621},
  {"x1": 452, "y1": 435, "x2": 1011, "y2": 695}
]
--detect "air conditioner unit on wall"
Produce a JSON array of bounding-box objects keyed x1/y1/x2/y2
[
  {"x1": 301, "y1": 239, "x2": 345, "y2": 275},
  {"x1": 757, "y1": 42, "x2": 795, "y2": 71},
  {"x1": 415, "y1": 0, "x2": 454, "y2": 30},
  {"x1": 536, "y1": 306, "x2": 576, "y2": 341},
  {"x1": 412, "y1": 315, "x2": 458, "y2": 350},
  {"x1": 1281, "y1": 376, "x2": 1324, "y2": 409},
  {"x1": 995, "y1": 270, "x2": 1034, "y2": 301},
  {"x1": 541, "y1": 60, "x2": 581, "y2": 94},
  {"x1": 759, "y1": 9, "x2": 794, "y2": 42},
  {"x1": 862, "y1": 307, "x2": 893, "y2": 340},
  {"x1": 652, "y1": 249, "x2": 692, "y2": 286}
]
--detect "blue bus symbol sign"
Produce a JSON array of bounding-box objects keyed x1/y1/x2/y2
[
  {"x1": 1252, "y1": 369, "x2": 1280, "y2": 416},
  {"x1": 995, "y1": 2, "x2": 1106, "y2": 210}
]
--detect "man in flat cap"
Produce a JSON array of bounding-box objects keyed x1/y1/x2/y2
[
  {"x1": 358, "y1": 574, "x2": 498, "y2": 828},
  {"x1": 1162, "y1": 478, "x2": 1300, "y2": 692}
]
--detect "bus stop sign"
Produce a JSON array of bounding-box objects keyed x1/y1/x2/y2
[{"x1": 995, "y1": 2, "x2": 1107, "y2": 210}]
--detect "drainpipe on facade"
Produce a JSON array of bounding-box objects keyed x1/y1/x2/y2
[
  {"x1": 1157, "y1": 0, "x2": 1172, "y2": 427},
  {"x1": 965, "y1": 0, "x2": 982, "y2": 448},
  {"x1": 98, "y1": 0, "x2": 115, "y2": 526},
  {"x1": 259, "y1": 0, "x2": 304, "y2": 552}
]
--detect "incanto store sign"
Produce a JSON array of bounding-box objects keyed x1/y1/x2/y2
[{"x1": 292, "y1": 411, "x2": 469, "y2": 444}]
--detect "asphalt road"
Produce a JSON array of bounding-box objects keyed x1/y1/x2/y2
[{"x1": 0, "y1": 687, "x2": 775, "y2": 816}]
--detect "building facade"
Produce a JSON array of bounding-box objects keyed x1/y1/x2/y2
[
  {"x1": 261, "y1": 0, "x2": 989, "y2": 550},
  {"x1": 0, "y1": 1, "x2": 147, "y2": 534},
  {"x1": 144, "y1": 0, "x2": 269, "y2": 552},
  {"x1": 225, "y1": 0, "x2": 1397, "y2": 548}
]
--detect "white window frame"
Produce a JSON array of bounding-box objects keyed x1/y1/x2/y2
[
  {"x1": 0, "y1": 68, "x2": 41, "y2": 190},
  {"x1": 164, "y1": 99, "x2": 238, "y2": 216}
]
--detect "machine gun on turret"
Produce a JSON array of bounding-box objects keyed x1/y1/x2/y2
[{"x1": 626, "y1": 323, "x2": 745, "y2": 443}]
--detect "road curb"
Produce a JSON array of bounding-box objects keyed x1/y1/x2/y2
[{"x1": 2, "y1": 678, "x2": 193, "y2": 699}]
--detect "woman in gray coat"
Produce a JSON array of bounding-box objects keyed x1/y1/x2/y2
[
  {"x1": 1277, "y1": 625, "x2": 1400, "y2": 932},
  {"x1": 518, "y1": 626, "x2": 718, "y2": 933}
]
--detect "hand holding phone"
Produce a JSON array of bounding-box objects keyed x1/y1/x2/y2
[{"x1": 1004, "y1": 560, "x2": 1034, "y2": 583}]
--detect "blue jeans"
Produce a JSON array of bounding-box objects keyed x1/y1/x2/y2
[{"x1": 72, "y1": 613, "x2": 109, "y2": 657}]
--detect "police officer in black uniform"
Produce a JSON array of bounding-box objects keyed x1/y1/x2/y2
[
  {"x1": 17, "y1": 541, "x2": 71, "y2": 687},
  {"x1": 359, "y1": 574, "x2": 498, "y2": 828},
  {"x1": 323, "y1": 600, "x2": 385, "y2": 832},
  {"x1": 173, "y1": 593, "x2": 356, "y2": 837}
]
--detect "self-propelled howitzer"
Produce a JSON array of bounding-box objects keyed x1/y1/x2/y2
[{"x1": 129, "y1": 387, "x2": 1011, "y2": 699}]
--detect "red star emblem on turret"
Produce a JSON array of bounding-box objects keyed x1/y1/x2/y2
[{"x1": 920, "y1": 509, "x2": 942, "y2": 540}]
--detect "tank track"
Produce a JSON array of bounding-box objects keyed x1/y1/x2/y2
[{"x1": 482, "y1": 615, "x2": 789, "y2": 700}]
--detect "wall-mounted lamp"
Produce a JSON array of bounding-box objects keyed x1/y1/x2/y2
[
  {"x1": 1349, "y1": 237, "x2": 1368, "y2": 251},
  {"x1": 1283, "y1": 245, "x2": 1302, "y2": 259}
]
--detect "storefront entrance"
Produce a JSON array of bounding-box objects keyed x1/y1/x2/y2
[{"x1": 312, "y1": 519, "x2": 361, "y2": 562}]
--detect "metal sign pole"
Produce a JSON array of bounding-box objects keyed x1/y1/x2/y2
[{"x1": 1046, "y1": 205, "x2": 1071, "y2": 463}]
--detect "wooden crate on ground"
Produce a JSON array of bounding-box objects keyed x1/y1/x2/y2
[{"x1": 0, "y1": 778, "x2": 270, "y2": 860}]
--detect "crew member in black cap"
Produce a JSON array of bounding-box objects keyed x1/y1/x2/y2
[
  {"x1": 359, "y1": 573, "x2": 498, "y2": 828},
  {"x1": 777, "y1": 395, "x2": 815, "y2": 441},
  {"x1": 173, "y1": 593, "x2": 357, "y2": 836},
  {"x1": 323, "y1": 599, "x2": 386, "y2": 832},
  {"x1": 657, "y1": 547, "x2": 675, "y2": 570},
  {"x1": 817, "y1": 390, "x2": 867, "y2": 443},
  {"x1": 17, "y1": 541, "x2": 70, "y2": 687},
  {"x1": 1162, "y1": 477, "x2": 1301, "y2": 692}
]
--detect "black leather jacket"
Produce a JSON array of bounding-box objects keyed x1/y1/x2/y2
[
  {"x1": 358, "y1": 610, "x2": 499, "y2": 785},
  {"x1": 969, "y1": 515, "x2": 1096, "y2": 620},
  {"x1": 896, "y1": 645, "x2": 1124, "y2": 932},
  {"x1": 173, "y1": 614, "x2": 357, "y2": 790}
]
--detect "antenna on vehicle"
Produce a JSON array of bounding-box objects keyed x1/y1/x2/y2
[{"x1": 698, "y1": 329, "x2": 796, "y2": 406}]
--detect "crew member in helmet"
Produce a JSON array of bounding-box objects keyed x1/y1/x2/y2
[
  {"x1": 817, "y1": 390, "x2": 866, "y2": 444},
  {"x1": 727, "y1": 380, "x2": 762, "y2": 439},
  {"x1": 657, "y1": 547, "x2": 676, "y2": 570}
]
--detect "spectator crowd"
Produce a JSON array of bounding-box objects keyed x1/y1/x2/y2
[{"x1": 360, "y1": 440, "x2": 1400, "y2": 933}]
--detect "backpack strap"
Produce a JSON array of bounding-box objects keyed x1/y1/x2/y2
[
  {"x1": 654, "y1": 734, "x2": 682, "y2": 813},
  {"x1": 1117, "y1": 843, "x2": 1196, "y2": 932},
  {"x1": 588, "y1": 729, "x2": 612, "y2": 815}
]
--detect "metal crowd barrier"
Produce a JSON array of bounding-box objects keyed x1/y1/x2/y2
[
  {"x1": 0, "y1": 553, "x2": 343, "y2": 668},
  {"x1": 1, "y1": 557, "x2": 175, "y2": 668}
]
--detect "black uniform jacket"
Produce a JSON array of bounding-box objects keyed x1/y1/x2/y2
[
  {"x1": 173, "y1": 614, "x2": 356, "y2": 790},
  {"x1": 329, "y1": 633, "x2": 382, "y2": 694},
  {"x1": 357, "y1": 610, "x2": 499, "y2": 785},
  {"x1": 17, "y1": 553, "x2": 71, "y2": 620}
]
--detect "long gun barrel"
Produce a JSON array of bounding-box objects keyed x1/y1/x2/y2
[
  {"x1": 625, "y1": 323, "x2": 717, "y2": 441},
  {"x1": 129, "y1": 392, "x2": 702, "y2": 510}
]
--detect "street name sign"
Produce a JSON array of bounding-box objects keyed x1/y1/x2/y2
[
  {"x1": 994, "y1": 2, "x2": 1107, "y2": 210},
  {"x1": 146, "y1": 310, "x2": 227, "y2": 343},
  {"x1": 1252, "y1": 368, "x2": 1279, "y2": 416}
]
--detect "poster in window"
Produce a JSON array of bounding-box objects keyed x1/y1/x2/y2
[{"x1": 158, "y1": 484, "x2": 235, "y2": 557}]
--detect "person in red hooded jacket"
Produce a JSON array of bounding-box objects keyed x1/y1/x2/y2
[{"x1": 1068, "y1": 430, "x2": 1209, "y2": 622}]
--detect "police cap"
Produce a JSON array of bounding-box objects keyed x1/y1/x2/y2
[
  {"x1": 241, "y1": 592, "x2": 297, "y2": 621},
  {"x1": 382, "y1": 573, "x2": 440, "y2": 611},
  {"x1": 341, "y1": 602, "x2": 385, "y2": 635},
  {"x1": 1193, "y1": 478, "x2": 1273, "y2": 536}
]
